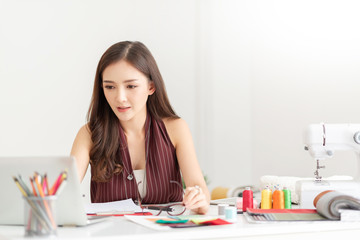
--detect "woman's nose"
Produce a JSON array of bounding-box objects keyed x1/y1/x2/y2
[{"x1": 116, "y1": 88, "x2": 127, "y2": 102}]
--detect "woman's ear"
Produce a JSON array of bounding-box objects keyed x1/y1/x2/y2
[{"x1": 148, "y1": 81, "x2": 156, "y2": 95}]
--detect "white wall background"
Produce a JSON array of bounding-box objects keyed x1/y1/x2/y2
[{"x1": 1, "y1": 0, "x2": 360, "y2": 196}]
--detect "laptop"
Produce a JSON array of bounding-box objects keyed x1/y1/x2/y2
[{"x1": 0, "y1": 156, "x2": 104, "y2": 226}]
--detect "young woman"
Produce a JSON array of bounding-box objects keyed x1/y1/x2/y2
[{"x1": 71, "y1": 41, "x2": 210, "y2": 214}]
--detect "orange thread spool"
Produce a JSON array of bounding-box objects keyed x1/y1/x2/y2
[{"x1": 272, "y1": 186, "x2": 285, "y2": 209}]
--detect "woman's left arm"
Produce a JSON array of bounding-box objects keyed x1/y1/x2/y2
[{"x1": 164, "y1": 118, "x2": 210, "y2": 214}]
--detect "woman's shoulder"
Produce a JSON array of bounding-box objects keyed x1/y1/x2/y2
[
  {"x1": 79, "y1": 123, "x2": 91, "y2": 134},
  {"x1": 75, "y1": 123, "x2": 92, "y2": 141},
  {"x1": 162, "y1": 117, "x2": 188, "y2": 131},
  {"x1": 162, "y1": 117, "x2": 190, "y2": 147}
]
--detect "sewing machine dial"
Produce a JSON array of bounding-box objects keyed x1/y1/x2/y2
[{"x1": 354, "y1": 131, "x2": 360, "y2": 144}]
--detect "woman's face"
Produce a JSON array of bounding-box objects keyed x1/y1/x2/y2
[{"x1": 102, "y1": 60, "x2": 155, "y2": 123}]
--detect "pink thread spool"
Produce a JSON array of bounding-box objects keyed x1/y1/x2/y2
[{"x1": 242, "y1": 187, "x2": 253, "y2": 212}]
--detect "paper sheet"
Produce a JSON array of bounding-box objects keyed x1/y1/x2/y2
[
  {"x1": 85, "y1": 198, "x2": 143, "y2": 214},
  {"x1": 124, "y1": 216, "x2": 172, "y2": 230}
]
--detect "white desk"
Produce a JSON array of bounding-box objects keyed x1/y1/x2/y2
[{"x1": 1, "y1": 206, "x2": 360, "y2": 240}]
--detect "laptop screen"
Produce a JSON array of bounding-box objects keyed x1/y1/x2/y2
[{"x1": 0, "y1": 156, "x2": 89, "y2": 226}]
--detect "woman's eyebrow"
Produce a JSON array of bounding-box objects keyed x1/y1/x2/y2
[
  {"x1": 103, "y1": 79, "x2": 139, "y2": 83},
  {"x1": 103, "y1": 80, "x2": 115, "y2": 83},
  {"x1": 123, "y1": 79, "x2": 139, "y2": 83}
]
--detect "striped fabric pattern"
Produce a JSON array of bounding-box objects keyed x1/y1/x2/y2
[{"x1": 90, "y1": 113, "x2": 183, "y2": 204}]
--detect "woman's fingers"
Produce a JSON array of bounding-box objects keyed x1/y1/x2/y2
[
  {"x1": 183, "y1": 186, "x2": 206, "y2": 209},
  {"x1": 186, "y1": 194, "x2": 206, "y2": 209},
  {"x1": 183, "y1": 186, "x2": 200, "y2": 203}
]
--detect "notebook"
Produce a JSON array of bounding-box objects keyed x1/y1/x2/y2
[{"x1": 0, "y1": 156, "x2": 105, "y2": 226}]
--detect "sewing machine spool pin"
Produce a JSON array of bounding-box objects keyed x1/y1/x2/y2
[{"x1": 314, "y1": 159, "x2": 325, "y2": 182}]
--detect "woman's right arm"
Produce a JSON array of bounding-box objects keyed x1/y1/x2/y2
[{"x1": 70, "y1": 124, "x2": 92, "y2": 182}]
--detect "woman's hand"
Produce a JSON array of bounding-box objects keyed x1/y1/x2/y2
[
  {"x1": 183, "y1": 185, "x2": 209, "y2": 214},
  {"x1": 163, "y1": 118, "x2": 210, "y2": 214}
]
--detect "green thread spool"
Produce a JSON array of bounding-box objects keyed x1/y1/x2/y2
[{"x1": 283, "y1": 187, "x2": 291, "y2": 209}]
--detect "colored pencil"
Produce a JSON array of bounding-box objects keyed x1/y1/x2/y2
[
  {"x1": 13, "y1": 177, "x2": 51, "y2": 231},
  {"x1": 44, "y1": 173, "x2": 49, "y2": 195},
  {"x1": 29, "y1": 177, "x2": 38, "y2": 196},
  {"x1": 54, "y1": 177, "x2": 67, "y2": 195},
  {"x1": 34, "y1": 173, "x2": 56, "y2": 229},
  {"x1": 49, "y1": 171, "x2": 64, "y2": 195}
]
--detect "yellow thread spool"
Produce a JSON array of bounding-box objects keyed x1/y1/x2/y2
[
  {"x1": 211, "y1": 186, "x2": 244, "y2": 200},
  {"x1": 261, "y1": 186, "x2": 272, "y2": 209},
  {"x1": 211, "y1": 187, "x2": 229, "y2": 200}
]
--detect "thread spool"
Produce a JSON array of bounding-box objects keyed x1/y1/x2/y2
[
  {"x1": 282, "y1": 187, "x2": 291, "y2": 209},
  {"x1": 261, "y1": 186, "x2": 272, "y2": 209},
  {"x1": 272, "y1": 186, "x2": 285, "y2": 209},
  {"x1": 211, "y1": 187, "x2": 229, "y2": 200},
  {"x1": 225, "y1": 207, "x2": 237, "y2": 222},
  {"x1": 211, "y1": 186, "x2": 243, "y2": 200},
  {"x1": 237, "y1": 198, "x2": 259, "y2": 210},
  {"x1": 313, "y1": 190, "x2": 334, "y2": 208},
  {"x1": 236, "y1": 198, "x2": 242, "y2": 210},
  {"x1": 218, "y1": 204, "x2": 229, "y2": 216},
  {"x1": 242, "y1": 187, "x2": 253, "y2": 212}
]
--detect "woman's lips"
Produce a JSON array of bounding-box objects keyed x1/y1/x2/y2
[{"x1": 117, "y1": 107, "x2": 130, "y2": 112}]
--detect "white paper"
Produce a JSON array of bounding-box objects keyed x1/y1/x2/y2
[
  {"x1": 124, "y1": 215, "x2": 171, "y2": 230},
  {"x1": 340, "y1": 210, "x2": 360, "y2": 222},
  {"x1": 85, "y1": 198, "x2": 143, "y2": 214}
]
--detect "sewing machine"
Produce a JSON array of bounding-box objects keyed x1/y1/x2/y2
[{"x1": 296, "y1": 123, "x2": 360, "y2": 208}]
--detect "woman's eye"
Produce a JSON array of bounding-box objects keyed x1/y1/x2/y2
[
  {"x1": 127, "y1": 85, "x2": 137, "y2": 89},
  {"x1": 104, "y1": 85, "x2": 114, "y2": 89}
]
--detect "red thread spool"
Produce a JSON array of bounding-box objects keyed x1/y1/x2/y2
[{"x1": 242, "y1": 187, "x2": 253, "y2": 212}]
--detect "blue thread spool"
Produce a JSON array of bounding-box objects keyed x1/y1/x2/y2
[{"x1": 225, "y1": 207, "x2": 237, "y2": 222}]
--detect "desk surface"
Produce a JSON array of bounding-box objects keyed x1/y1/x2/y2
[{"x1": 1, "y1": 206, "x2": 360, "y2": 240}]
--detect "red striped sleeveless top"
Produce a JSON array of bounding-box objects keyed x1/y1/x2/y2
[{"x1": 90, "y1": 113, "x2": 183, "y2": 203}]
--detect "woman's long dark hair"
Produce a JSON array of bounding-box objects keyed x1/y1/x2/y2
[{"x1": 88, "y1": 41, "x2": 178, "y2": 182}]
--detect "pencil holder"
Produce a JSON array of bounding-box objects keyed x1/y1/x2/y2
[{"x1": 23, "y1": 196, "x2": 57, "y2": 237}]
